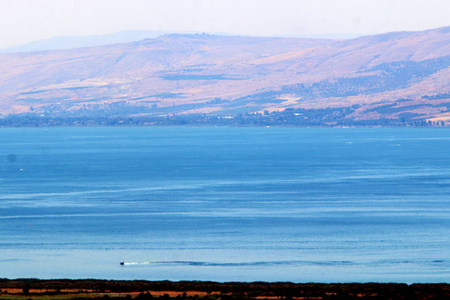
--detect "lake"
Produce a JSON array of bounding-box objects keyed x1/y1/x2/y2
[{"x1": 0, "y1": 127, "x2": 449, "y2": 283}]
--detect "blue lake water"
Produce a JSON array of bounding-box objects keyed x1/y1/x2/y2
[{"x1": 0, "y1": 127, "x2": 449, "y2": 283}]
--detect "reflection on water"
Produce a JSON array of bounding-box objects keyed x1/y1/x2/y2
[{"x1": 0, "y1": 127, "x2": 449, "y2": 282}]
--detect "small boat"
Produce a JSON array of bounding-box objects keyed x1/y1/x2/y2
[{"x1": 120, "y1": 262, "x2": 125, "y2": 265}]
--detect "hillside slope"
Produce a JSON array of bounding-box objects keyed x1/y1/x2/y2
[{"x1": 0, "y1": 27, "x2": 449, "y2": 125}]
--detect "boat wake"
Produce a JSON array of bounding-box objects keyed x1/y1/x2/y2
[
  {"x1": 120, "y1": 262, "x2": 151, "y2": 265},
  {"x1": 119, "y1": 260, "x2": 356, "y2": 267},
  {"x1": 119, "y1": 259, "x2": 448, "y2": 267}
]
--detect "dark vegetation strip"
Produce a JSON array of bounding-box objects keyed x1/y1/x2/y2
[
  {"x1": 0, "y1": 106, "x2": 441, "y2": 127},
  {"x1": 0, "y1": 279, "x2": 449, "y2": 300},
  {"x1": 242, "y1": 56, "x2": 450, "y2": 101},
  {"x1": 160, "y1": 75, "x2": 243, "y2": 81}
]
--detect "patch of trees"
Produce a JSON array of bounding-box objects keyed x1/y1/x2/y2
[
  {"x1": 0, "y1": 279, "x2": 449, "y2": 300},
  {"x1": 422, "y1": 93, "x2": 450, "y2": 100},
  {"x1": 241, "y1": 56, "x2": 450, "y2": 101},
  {"x1": 0, "y1": 105, "x2": 442, "y2": 128}
]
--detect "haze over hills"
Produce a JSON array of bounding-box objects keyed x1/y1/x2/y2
[
  {"x1": 0, "y1": 30, "x2": 224, "y2": 54},
  {"x1": 0, "y1": 26, "x2": 449, "y2": 126},
  {"x1": 0, "y1": 30, "x2": 167, "y2": 54},
  {"x1": 0, "y1": 31, "x2": 360, "y2": 54}
]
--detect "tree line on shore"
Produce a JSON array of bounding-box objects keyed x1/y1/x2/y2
[
  {"x1": 0, "y1": 279, "x2": 449, "y2": 300},
  {"x1": 0, "y1": 107, "x2": 442, "y2": 128}
]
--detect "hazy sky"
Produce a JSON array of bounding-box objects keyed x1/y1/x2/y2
[{"x1": 0, "y1": 0, "x2": 449, "y2": 48}]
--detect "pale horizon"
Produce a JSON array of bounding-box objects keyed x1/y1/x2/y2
[{"x1": 1, "y1": 0, "x2": 449, "y2": 49}]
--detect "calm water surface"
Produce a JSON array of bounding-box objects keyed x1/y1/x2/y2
[{"x1": 0, "y1": 127, "x2": 449, "y2": 282}]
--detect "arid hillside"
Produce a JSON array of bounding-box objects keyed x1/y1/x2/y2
[{"x1": 0, "y1": 27, "x2": 449, "y2": 125}]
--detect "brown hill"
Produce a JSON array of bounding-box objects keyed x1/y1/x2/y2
[{"x1": 0, "y1": 27, "x2": 449, "y2": 125}]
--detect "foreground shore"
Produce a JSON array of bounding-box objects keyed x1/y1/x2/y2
[{"x1": 0, "y1": 279, "x2": 449, "y2": 300}]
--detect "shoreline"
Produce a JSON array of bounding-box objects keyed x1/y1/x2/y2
[{"x1": 1, "y1": 279, "x2": 449, "y2": 299}]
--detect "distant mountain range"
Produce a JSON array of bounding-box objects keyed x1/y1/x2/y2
[
  {"x1": 0, "y1": 26, "x2": 449, "y2": 126},
  {"x1": 0, "y1": 31, "x2": 360, "y2": 54},
  {"x1": 0, "y1": 30, "x2": 193, "y2": 53}
]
